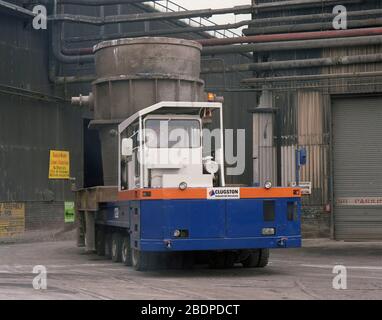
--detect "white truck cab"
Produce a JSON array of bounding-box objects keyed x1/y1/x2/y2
[{"x1": 118, "y1": 101, "x2": 225, "y2": 191}]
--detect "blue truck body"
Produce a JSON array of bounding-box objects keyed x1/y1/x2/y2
[{"x1": 97, "y1": 196, "x2": 301, "y2": 253}]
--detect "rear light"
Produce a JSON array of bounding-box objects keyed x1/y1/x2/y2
[
  {"x1": 207, "y1": 92, "x2": 216, "y2": 102},
  {"x1": 173, "y1": 229, "x2": 189, "y2": 238},
  {"x1": 262, "y1": 228, "x2": 276, "y2": 236},
  {"x1": 174, "y1": 230, "x2": 181, "y2": 237}
]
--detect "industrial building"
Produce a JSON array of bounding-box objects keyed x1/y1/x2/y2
[{"x1": 0, "y1": 0, "x2": 381, "y2": 241}]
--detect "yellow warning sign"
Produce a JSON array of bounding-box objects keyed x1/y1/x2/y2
[
  {"x1": 0, "y1": 203, "x2": 25, "y2": 238},
  {"x1": 49, "y1": 150, "x2": 70, "y2": 179}
]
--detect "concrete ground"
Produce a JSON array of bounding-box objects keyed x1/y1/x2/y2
[{"x1": 0, "y1": 239, "x2": 381, "y2": 300}]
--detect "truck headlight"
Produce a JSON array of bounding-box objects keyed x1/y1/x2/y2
[
  {"x1": 204, "y1": 160, "x2": 219, "y2": 174},
  {"x1": 264, "y1": 180, "x2": 272, "y2": 189},
  {"x1": 179, "y1": 182, "x2": 188, "y2": 190},
  {"x1": 262, "y1": 228, "x2": 275, "y2": 236},
  {"x1": 173, "y1": 230, "x2": 181, "y2": 237}
]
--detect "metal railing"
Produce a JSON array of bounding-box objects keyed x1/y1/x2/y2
[{"x1": 145, "y1": 0, "x2": 242, "y2": 38}]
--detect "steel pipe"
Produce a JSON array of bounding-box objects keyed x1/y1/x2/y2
[
  {"x1": 52, "y1": 23, "x2": 95, "y2": 64},
  {"x1": 246, "y1": 9, "x2": 382, "y2": 28},
  {"x1": 202, "y1": 53, "x2": 382, "y2": 73},
  {"x1": 247, "y1": 0, "x2": 362, "y2": 12},
  {"x1": 48, "y1": 41, "x2": 96, "y2": 84},
  {"x1": 245, "y1": 18, "x2": 382, "y2": 36},
  {"x1": 202, "y1": 35, "x2": 382, "y2": 55},
  {"x1": 210, "y1": 81, "x2": 382, "y2": 92},
  {"x1": 241, "y1": 71, "x2": 382, "y2": 84},
  {"x1": 199, "y1": 27, "x2": 382, "y2": 47},
  {"x1": 57, "y1": 28, "x2": 382, "y2": 60},
  {"x1": 62, "y1": 32, "x2": 382, "y2": 62},
  {"x1": 64, "y1": 19, "x2": 252, "y2": 46},
  {"x1": 51, "y1": 74, "x2": 96, "y2": 84}
]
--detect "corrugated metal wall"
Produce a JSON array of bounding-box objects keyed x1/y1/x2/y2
[
  {"x1": 252, "y1": 112, "x2": 277, "y2": 186},
  {"x1": 297, "y1": 91, "x2": 330, "y2": 206},
  {"x1": 0, "y1": 95, "x2": 83, "y2": 202},
  {"x1": 0, "y1": 13, "x2": 84, "y2": 230}
]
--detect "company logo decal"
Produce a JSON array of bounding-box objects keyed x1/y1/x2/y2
[{"x1": 207, "y1": 188, "x2": 240, "y2": 200}]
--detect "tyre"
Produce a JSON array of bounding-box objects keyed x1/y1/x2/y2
[
  {"x1": 132, "y1": 248, "x2": 150, "y2": 271},
  {"x1": 257, "y1": 249, "x2": 270, "y2": 268},
  {"x1": 111, "y1": 233, "x2": 122, "y2": 262},
  {"x1": 241, "y1": 250, "x2": 260, "y2": 268},
  {"x1": 121, "y1": 236, "x2": 132, "y2": 266},
  {"x1": 104, "y1": 232, "x2": 112, "y2": 259},
  {"x1": 208, "y1": 252, "x2": 226, "y2": 269},
  {"x1": 241, "y1": 249, "x2": 270, "y2": 268},
  {"x1": 209, "y1": 252, "x2": 236, "y2": 269},
  {"x1": 223, "y1": 252, "x2": 236, "y2": 268},
  {"x1": 95, "y1": 227, "x2": 105, "y2": 256},
  {"x1": 168, "y1": 253, "x2": 184, "y2": 270},
  {"x1": 182, "y1": 252, "x2": 195, "y2": 269}
]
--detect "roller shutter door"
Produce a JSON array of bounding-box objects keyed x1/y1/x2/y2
[{"x1": 332, "y1": 96, "x2": 382, "y2": 240}]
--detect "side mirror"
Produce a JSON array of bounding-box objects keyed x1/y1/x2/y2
[{"x1": 121, "y1": 138, "x2": 133, "y2": 157}]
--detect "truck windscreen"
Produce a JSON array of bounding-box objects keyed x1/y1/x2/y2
[{"x1": 145, "y1": 119, "x2": 201, "y2": 148}]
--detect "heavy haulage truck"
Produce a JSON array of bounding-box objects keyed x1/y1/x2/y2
[{"x1": 73, "y1": 37, "x2": 302, "y2": 271}]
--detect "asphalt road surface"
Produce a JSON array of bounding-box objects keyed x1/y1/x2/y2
[{"x1": 0, "y1": 239, "x2": 381, "y2": 300}]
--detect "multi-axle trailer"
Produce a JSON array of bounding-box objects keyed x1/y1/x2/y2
[{"x1": 76, "y1": 101, "x2": 302, "y2": 271}]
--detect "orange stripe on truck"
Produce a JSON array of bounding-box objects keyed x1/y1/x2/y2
[{"x1": 118, "y1": 187, "x2": 301, "y2": 201}]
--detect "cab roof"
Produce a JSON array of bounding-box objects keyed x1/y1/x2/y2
[{"x1": 118, "y1": 101, "x2": 222, "y2": 133}]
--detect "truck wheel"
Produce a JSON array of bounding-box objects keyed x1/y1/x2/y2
[
  {"x1": 132, "y1": 249, "x2": 149, "y2": 271},
  {"x1": 257, "y1": 249, "x2": 270, "y2": 268},
  {"x1": 208, "y1": 252, "x2": 226, "y2": 269},
  {"x1": 168, "y1": 253, "x2": 184, "y2": 270},
  {"x1": 224, "y1": 252, "x2": 236, "y2": 268},
  {"x1": 209, "y1": 252, "x2": 235, "y2": 269},
  {"x1": 182, "y1": 253, "x2": 195, "y2": 269},
  {"x1": 121, "y1": 236, "x2": 132, "y2": 266},
  {"x1": 111, "y1": 233, "x2": 122, "y2": 262},
  {"x1": 241, "y1": 250, "x2": 260, "y2": 268},
  {"x1": 95, "y1": 228, "x2": 105, "y2": 256},
  {"x1": 104, "y1": 232, "x2": 112, "y2": 259}
]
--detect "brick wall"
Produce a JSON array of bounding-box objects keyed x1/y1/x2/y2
[{"x1": 25, "y1": 202, "x2": 66, "y2": 230}]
